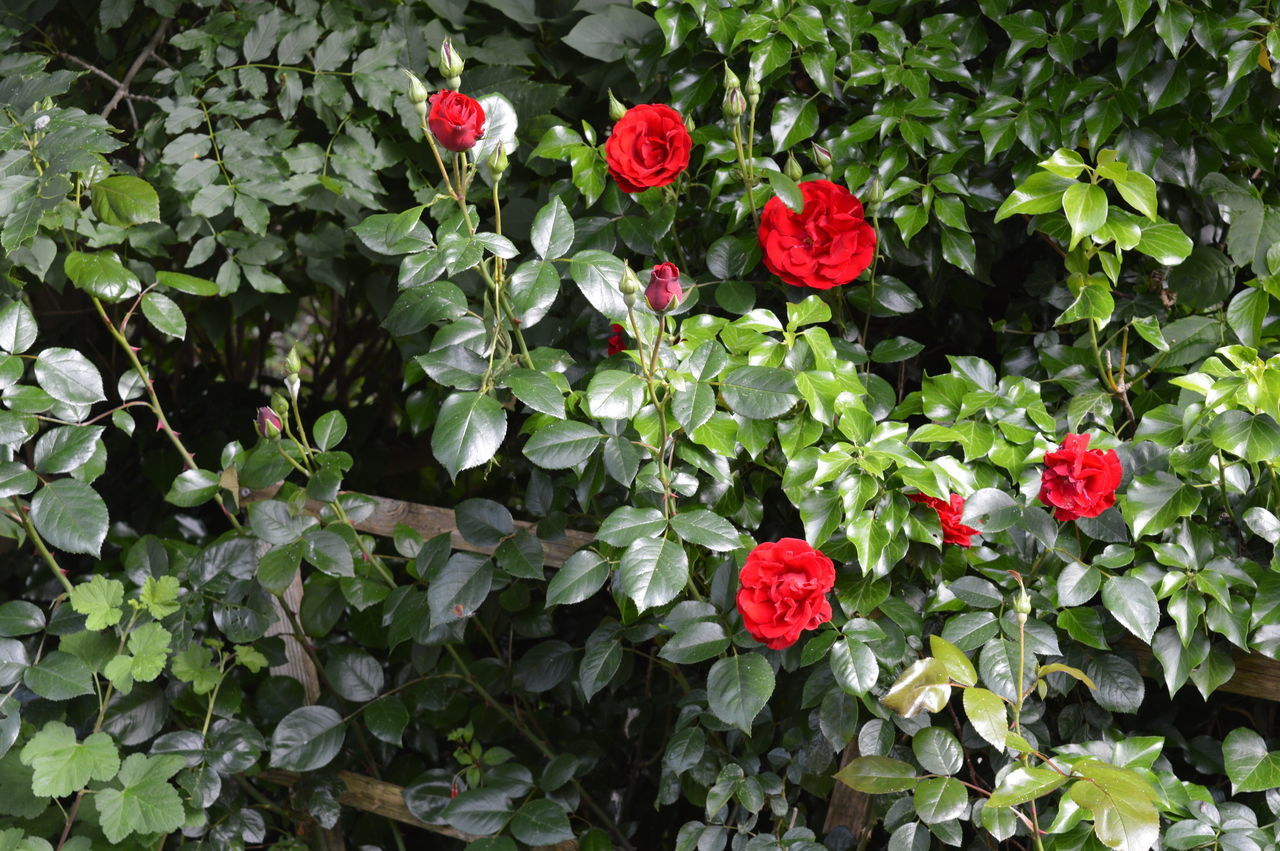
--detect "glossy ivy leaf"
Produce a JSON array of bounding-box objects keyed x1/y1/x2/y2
[
  {"x1": 269, "y1": 706, "x2": 346, "y2": 771},
  {"x1": 1102, "y1": 576, "x2": 1159, "y2": 643},
  {"x1": 993, "y1": 171, "x2": 1074, "y2": 221},
  {"x1": 1223, "y1": 728, "x2": 1280, "y2": 793},
  {"x1": 1122, "y1": 472, "x2": 1201, "y2": 539},
  {"x1": 706, "y1": 654, "x2": 774, "y2": 735},
  {"x1": 1209, "y1": 410, "x2": 1280, "y2": 463}
]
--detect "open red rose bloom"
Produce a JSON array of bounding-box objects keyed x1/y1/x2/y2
[
  {"x1": 909, "y1": 492, "x2": 978, "y2": 547},
  {"x1": 736, "y1": 538, "x2": 835, "y2": 650},
  {"x1": 758, "y1": 179, "x2": 876, "y2": 289},
  {"x1": 1038, "y1": 433, "x2": 1123, "y2": 521},
  {"x1": 604, "y1": 104, "x2": 692, "y2": 193},
  {"x1": 427, "y1": 90, "x2": 486, "y2": 152}
]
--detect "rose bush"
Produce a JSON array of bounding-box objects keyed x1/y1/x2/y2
[{"x1": 0, "y1": 1, "x2": 1279, "y2": 850}]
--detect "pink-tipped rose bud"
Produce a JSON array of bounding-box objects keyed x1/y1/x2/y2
[
  {"x1": 255, "y1": 407, "x2": 282, "y2": 439},
  {"x1": 645, "y1": 262, "x2": 683, "y2": 312}
]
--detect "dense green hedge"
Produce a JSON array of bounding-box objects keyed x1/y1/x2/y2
[{"x1": 1, "y1": 0, "x2": 1280, "y2": 848}]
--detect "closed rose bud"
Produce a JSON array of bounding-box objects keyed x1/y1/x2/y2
[
  {"x1": 428, "y1": 90, "x2": 486, "y2": 152},
  {"x1": 645, "y1": 262, "x2": 683, "y2": 312},
  {"x1": 488, "y1": 146, "x2": 508, "y2": 175},
  {"x1": 608, "y1": 89, "x2": 626, "y2": 122},
  {"x1": 255, "y1": 407, "x2": 282, "y2": 439},
  {"x1": 723, "y1": 86, "x2": 746, "y2": 119},
  {"x1": 403, "y1": 69, "x2": 430, "y2": 105},
  {"x1": 438, "y1": 37, "x2": 464, "y2": 81},
  {"x1": 619, "y1": 263, "x2": 640, "y2": 295},
  {"x1": 724, "y1": 65, "x2": 741, "y2": 92},
  {"x1": 1014, "y1": 589, "x2": 1031, "y2": 616},
  {"x1": 811, "y1": 142, "x2": 832, "y2": 175},
  {"x1": 784, "y1": 153, "x2": 802, "y2": 182},
  {"x1": 270, "y1": 392, "x2": 289, "y2": 417},
  {"x1": 285, "y1": 347, "x2": 302, "y2": 376},
  {"x1": 744, "y1": 76, "x2": 760, "y2": 108}
]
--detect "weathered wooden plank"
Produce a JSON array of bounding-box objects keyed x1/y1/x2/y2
[
  {"x1": 243, "y1": 485, "x2": 593, "y2": 568},
  {"x1": 257, "y1": 769, "x2": 576, "y2": 850},
  {"x1": 1121, "y1": 636, "x2": 1280, "y2": 702}
]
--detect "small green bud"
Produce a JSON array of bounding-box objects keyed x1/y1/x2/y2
[
  {"x1": 270, "y1": 392, "x2": 289, "y2": 417},
  {"x1": 684, "y1": 113, "x2": 695, "y2": 134},
  {"x1": 744, "y1": 76, "x2": 761, "y2": 107},
  {"x1": 488, "y1": 146, "x2": 508, "y2": 175},
  {"x1": 438, "y1": 37, "x2": 464, "y2": 80},
  {"x1": 623, "y1": 290, "x2": 637, "y2": 308},
  {"x1": 619, "y1": 263, "x2": 641, "y2": 295},
  {"x1": 784, "y1": 153, "x2": 802, "y2": 183},
  {"x1": 608, "y1": 89, "x2": 627, "y2": 122},
  {"x1": 403, "y1": 69, "x2": 430, "y2": 105},
  {"x1": 1014, "y1": 590, "x2": 1031, "y2": 616},
  {"x1": 285, "y1": 346, "x2": 302, "y2": 376},
  {"x1": 723, "y1": 65, "x2": 741, "y2": 93}
]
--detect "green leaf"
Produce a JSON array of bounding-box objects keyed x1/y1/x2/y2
[
  {"x1": 830, "y1": 638, "x2": 879, "y2": 695},
  {"x1": 1058, "y1": 281, "x2": 1114, "y2": 329},
  {"x1": 658, "y1": 620, "x2": 729, "y2": 664},
  {"x1": 165, "y1": 468, "x2": 220, "y2": 507},
  {"x1": 1210, "y1": 410, "x2": 1280, "y2": 463},
  {"x1": 1223, "y1": 727, "x2": 1280, "y2": 793},
  {"x1": 987, "y1": 765, "x2": 1068, "y2": 808},
  {"x1": 962, "y1": 687, "x2": 1008, "y2": 750},
  {"x1": 353, "y1": 206, "x2": 427, "y2": 255},
  {"x1": 1038, "y1": 149, "x2": 1086, "y2": 179},
  {"x1": 1062, "y1": 182, "x2": 1108, "y2": 250},
  {"x1": 569, "y1": 250, "x2": 628, "y2": 320},
  {"x1": 20, "y1": 722, "x2": 120, "y2": 798},
  {"x1": 34, "y1": 425, "x2": 103, "y2": 475},
  {"x1": 1110, "y1": 170, "x2": 1158, "y2": 220},
  {"x1": 1121, "y1": 471, "x2": 1201, "y2": 539},
  {"x1": 706, "y1": 654, "x2": 774, "y2": 735},
  {"x1": 993, "y1": 171, "x2": 1074, "y2": 221},
  {"x1": 442, "y1": 788, "x2": 513, "y2": 836},
  {"x1": 764, "y1": 168, "x2": 803, "y2": 213},
  {"x1": 833, "y1": 755, "x2": 918, "y2": 794},
  {"x1": 912, "y1": 727, "x2": 962, "y2": 776},
  {"x1": 69, "y1": 575, "x2": 124, "y2": 630},
  {"x1": 31, "y1": 479, "x2": 109, "y2": 556},
  {"x1": 93, "y1": 753, "x2": 185, "y2": 843},
  {"x1": 1135, "y1": 220, "x2": 1193, "y2": 265},
  {"x1": 35, "y1": 347, "x2": 106, "y2": 406},
  {"x1": 928, "y1": 635, "x2": 977, "y2": 686},
  {"x1": 586, "y1": 370, "x2": 646, "y2": 420},
  {"x1": 870, "y1": 336, "x2": 924, "y2": 363},
  {"x1": 1115, "y1": 0, "x2": 1151, "y2": 35},
  {"x1": 91, "y1": 176, "x2": 160, "y2": 227},
  {"x1": 619, "y1": 537, "x2": 688, "y2": 612},
  {"x1": 503, "y1": 368, "x2": 565, "y2": 418},
  {"x1": 137, "y1": 292, "x2": 186, "y2": 339},
  {"x1": 1101, "y1": 576, "x2": 1159, "y2": 643},
  {"x1": 510, "y1": 799, "x2": 573, "y2": 846},
  {"x1": 313, "y1": 411, "x2": 348, "y2": 451},
  {"x1": 771, "y1": 96, "x2": 819, "y2": 152},
  {"x1": 155, "y1": 271, "x2": 219, "y2": 296},
  {"x1": 669, "y1": 510, "x2": 741, "y2": 552},
  {"x1": 0, "y1": 299, "x2": 37, "y2": 353},
  {"x1": 882, "y1": 657, "x2": 950, "y2": 718},
  {"x1": 546, "y1": 551, "x2": 609, "y2": 607},
  {"x1": 431, "y1": 392, "x2": 507, "y2": 480},
  {"x1": 719, "y1": 366, "x2": 799, "y2": 419},
  {"x1": 139, "y1": 576, "x2": 181, "y2": 619},
  {"x1": 523, "y1": 420, "x2": 602, "y2": 469},
  {"x1": 914, "y1": 776, "x2": 968, "y2": 824},
  {"x1": 531, "y1": 197, "x2": 574, "y2": 260},
  {"x1": 24, "y1": 650, "x2": 93, "y2": 701},
  {"x1": 269, "y1": 706, "x2": 346, "y2": 771},
  {"x1": 597, "y1": 506, "x2": 665, "y2": 547},
  {"x1": 63, "y1": 251, "x2": 141, "y2": 302}
]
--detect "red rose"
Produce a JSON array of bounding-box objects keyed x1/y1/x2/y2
[
  {"x1": 758, "y1": 180, "x2": 876, "y2": 290},
  {"x1": 1038, "y1": 433, "x2": 1123, "y2": 521},
  {"x1": 606, "y1": 323, "x2": 626, "y2": 356},
  {"x1": 428, "y1": 91, "x2": 485, "y2": 152},
  {"x1": 604, "y1": 104, "x2": 692, "y2": 194},
  {"x1": 645, "y1": 262, "x2": 682, "y2": 312},
  {"x1": 909, "y1": 493, "x2": 978, "y2": 547},
  {"x1": 736, "y1": 538, "x2": 835, "y2": 650}
]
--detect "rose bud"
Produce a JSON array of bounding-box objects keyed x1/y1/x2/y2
[
  {"x1": 645, "y1": 262, "x2": 683, "y2": 312},
  {"x1": 811, "y1": 142, "x2": 832, "y2": 175},
  {"x1": 744, "y1": 76, "x2": 761, "y2": 109},
  {"x1": 608, "y1": 89, "x2": 626, "y2": 122},
  {"x1": 428, "y1": 90, "x2": 486, "y2": 153},
  {"x1": 403, "y1": 70, "x2": 430, "y2": 122},
  {"x1": 784, "y1": 153, "x2": 802, "y2": 182},
  {"x1": 255, "y1": 407, "x2": 282, "y2": 439},
  {"x1": 723, "y1": 86, "x2": 746, "y2": 120},
  {"x1": 488, "y1": 146, "x2": 508, "y2": 175},
  {"x1": 619, "y1": 263, "x2": 641, "y2": 298},
  {"x1": 438, "y1": 37, "x2": 464, "y2": 83}
]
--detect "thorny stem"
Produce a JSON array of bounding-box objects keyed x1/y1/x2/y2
[
  {"x1": 91, "y1": 297, "x2": 244, "y2": 531},
  {"x1": 627, "y1": 305, "x2": 674, "y2": 520},
  {"x1": 730, "y1": 120, "x2": 760, "y2": 229},
  {"x1": 14, "y1": 498, "x2": 74, "y2": 596}
]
